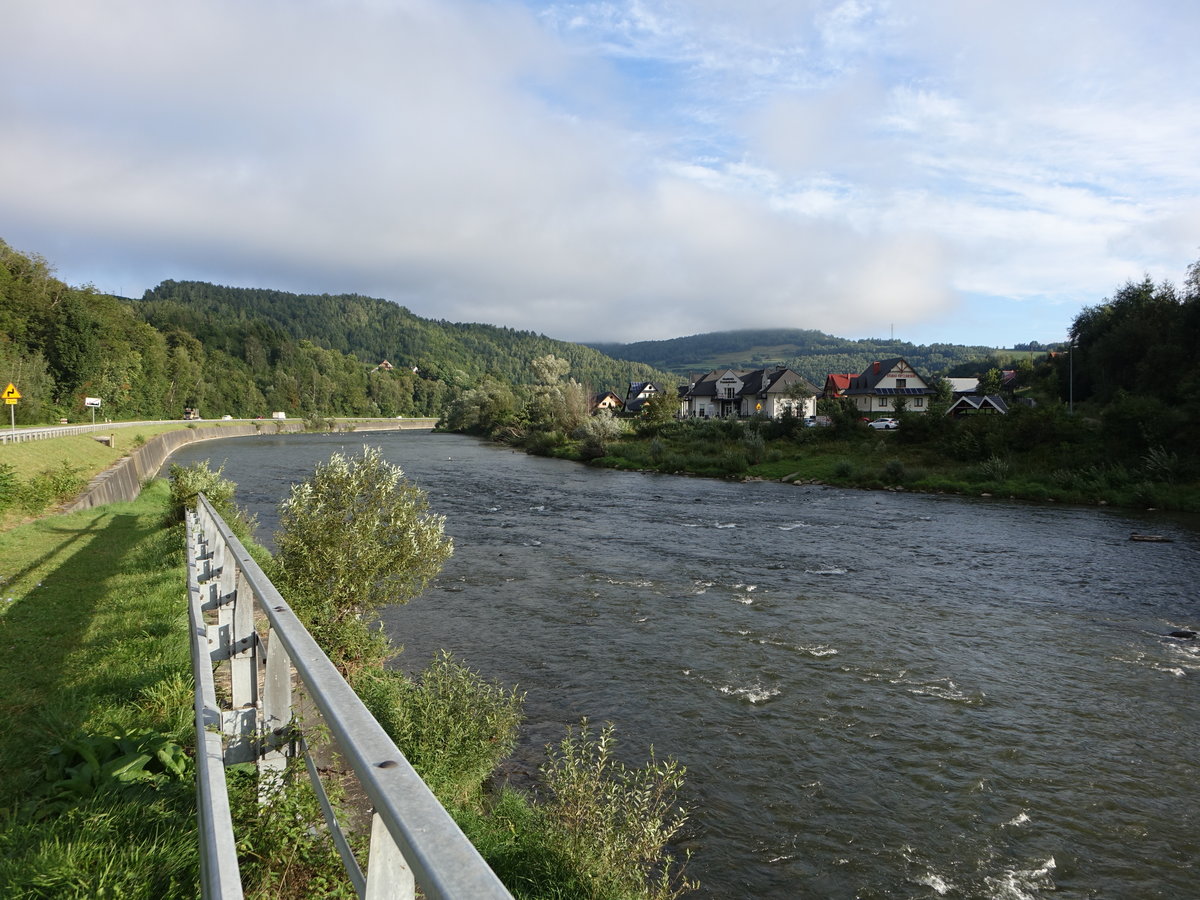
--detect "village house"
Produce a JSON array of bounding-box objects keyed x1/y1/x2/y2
[
  {"x1": 682, "y1": 366, "x2": 819, "y2": 420},
  {"x1": 946, "y1": 394, "x2": 1010, "y2": 417},
  {"x1": 592, "y1": 391, "x2": 624, "y2": 412},
  {"x1": 821, "y1": 373, "x2": 855, "y2": 400},
  {"x1": 624, "y1": 381, "x2": 674, "y2": 415},
  {"x1": 843, "y1": 358, "x2": 934, "y2": 416}
]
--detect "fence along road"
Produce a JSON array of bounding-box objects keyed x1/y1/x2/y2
[{"x1": 187, "y1": 493, "x2": 513, "y2": 899}]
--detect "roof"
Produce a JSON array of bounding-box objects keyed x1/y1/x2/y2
[
  {"x1": 946, "y1": 394, "x2": 1009, "y2": 415},
  {"x1": 823, "y1": 373, "x2": 854, "y2": 395},
  {"x1": 844, "y1": 358, "x2": 932, "y2": 395},
  {"x1": 682, "y1": 367, "x2": 816, "y2": 401}
]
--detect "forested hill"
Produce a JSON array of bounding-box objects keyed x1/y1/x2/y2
[
  {"x1": 589, "y1": 329, "x2": 1005, "y2": 382},
  {"x1": 139, "y1": 281, "x2": 664, "y2": 391},
  {"x1": 0, "y1": 238, "x2": 667, "y2": 424}
]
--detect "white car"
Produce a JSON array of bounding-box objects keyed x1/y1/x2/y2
[{"x1": 867, "y1": 417, "x2": 899, "y2": 430}]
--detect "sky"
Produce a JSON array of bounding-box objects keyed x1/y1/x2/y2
[{"x1": 3, "y1": 1, "x2": 1199, "y2": 348}]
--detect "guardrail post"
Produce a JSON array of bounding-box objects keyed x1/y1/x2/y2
[
  {"x1": 259, "y1": 626, "x2": 293, "y2": 795},
  {"x1": 366, "y1": 812, "x2": 415, "y2": 900},
  {"x1": 225, "y1": 566, "x2": 258, "y2": 764}
]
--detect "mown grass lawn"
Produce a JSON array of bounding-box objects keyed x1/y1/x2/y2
[{"x1": 0, "y1": 481, "x2": 199, "y2": 899}]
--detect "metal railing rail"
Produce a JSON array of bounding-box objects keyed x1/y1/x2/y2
[
  {"x1": 0, "y1": 423, "x2": 118, "y2": 443},
  {"x1": 186, "y1": 493, "x2": 514, "y2": 900}
]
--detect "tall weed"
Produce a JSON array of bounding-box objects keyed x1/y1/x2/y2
[{"x1": 539, "y1": 720, "x2": 694, "y2": 900}]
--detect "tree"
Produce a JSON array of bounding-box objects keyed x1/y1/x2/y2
[
  {"x1": 978, "y1": 368, "x2": 1004, "y2": 396},
  {"x1": 639, "y1": 384, "x2": 681, "y2": 427},
  {"x1": 275, "y1": 447, "x2": 453, "y2": 670},
  {"x1": 526, "y1": 354, "x2": 588, "y2": 435}
]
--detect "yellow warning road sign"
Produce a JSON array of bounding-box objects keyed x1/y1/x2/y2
[{"x1": 2, "y1": 383, "x2": 20, "y2": 402}]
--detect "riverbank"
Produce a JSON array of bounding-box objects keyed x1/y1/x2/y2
[
  {"x1": 528, "y1": 419, "x2": 1200, "y2": 513},
  {"x1": 0, "y1": 418, "x2": 437, "y2": 531}
]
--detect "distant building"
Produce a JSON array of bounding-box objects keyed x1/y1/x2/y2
[
  {"x1": 946, "y1": 394, "x2": 1009, "y2": 417},
  {"x1": 592, "y1": 391, "x2": 624, "y2": 412},
  {"x1": 821, "y1": 373, "x2": 855, "y2": 399},
  {"x1": 682, "y1": 366, "x2": 818, "y2": 420},
  {"x1": 624, "y1": 381, "x2": 674, "y2": 415},
  {"x1": 843, "y1": 358, "x2": 934, "y2": 416}
]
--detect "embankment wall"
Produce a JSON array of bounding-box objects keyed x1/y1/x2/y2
[{"x1": 65, "y1": 419, "x2": 435, "y2": 512}]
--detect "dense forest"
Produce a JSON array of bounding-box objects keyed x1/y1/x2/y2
[
  {"x1": 0, "y1": 239, "x2": 667, "y2": 424},
  {"x1": 589, "y1": 328, "x2": 1016, "y2": 384}
]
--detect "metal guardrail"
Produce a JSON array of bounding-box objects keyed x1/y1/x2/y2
[
  {"x1": 0, "y1": 417, "x2": 439, "y2": 445},
  {"x1": 186, "y1": 494, "x2": 513, "y2": 900},
  {"x1": 0, "y1": 423, "x2": 120, "y2": 443}
]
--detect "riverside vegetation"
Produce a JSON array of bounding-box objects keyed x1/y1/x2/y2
[
  {"x1": 0, "y1": 446, "x2": 694, "y2": 899},
  {"x1": 442, "y1": 261, "x2": 1200, "y2": 512}
]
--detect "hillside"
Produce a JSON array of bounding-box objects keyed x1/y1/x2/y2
[
  {"x1": 138, "y1": 281, "x2": 666, "y2": 393},
  {"x1": 0, "y1": 238, "x2": 669, "y2": 424},
  {"x1": 589, "y1": 328, "x2": 1007, "y2": 383}
]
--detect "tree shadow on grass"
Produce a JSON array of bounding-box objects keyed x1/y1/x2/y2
[{"x1": 0, "y1": 505, "x2": 176, "y2": 802}]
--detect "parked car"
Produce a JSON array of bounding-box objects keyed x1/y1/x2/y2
[
  {"x1": 804, "y1": 415, "x2": 833, "y2": 427},
  {"x1": 868, "y1": 417, "x2": 899, "y2": 430}
]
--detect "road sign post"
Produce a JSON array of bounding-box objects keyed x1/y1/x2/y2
[
  {"x1": 2, "y1": 383, "x2": 20, "y2": 429},
  {"x1": 85, "y1": 396, "x2": 102, "y2": 425}
]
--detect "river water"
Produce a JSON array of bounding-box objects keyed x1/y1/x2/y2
[{"x1": 166, "y1": 430, "x2": 1200, "y2": 899}]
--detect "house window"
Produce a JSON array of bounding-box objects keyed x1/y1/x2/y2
[
  {"x1": 913, "y1": 397, "x2": 924, "y2": 408},
  {"x1": 896, "y1": 379, "x2": 907, "y2": 389},
  {"x1": 879, "y1": 398, "x2": 889, "y2": 408}
]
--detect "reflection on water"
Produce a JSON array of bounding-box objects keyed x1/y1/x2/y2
[{"x1": 167, "y1": 430, "x2": 1200, "y2": 899}]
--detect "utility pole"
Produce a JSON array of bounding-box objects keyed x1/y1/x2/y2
[{"x1": 1068, "y1": 338, "x2": 1074, "y2": 414}]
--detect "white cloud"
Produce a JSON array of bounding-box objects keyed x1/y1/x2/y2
[{"x1": 0, "y1": 0, "x2": 1198, "y2": 349}]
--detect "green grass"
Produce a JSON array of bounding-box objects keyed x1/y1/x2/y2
[
  {"x1": 0, "y1": 481, "x2": 199, "y2": 898},
  {"x1": 580, "y1": 421, "x2": 1200, "y2": 511}
]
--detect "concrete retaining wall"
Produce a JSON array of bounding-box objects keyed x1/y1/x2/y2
[{"x1": 65, "y1": 419, "x2": 435, "y2": 512}]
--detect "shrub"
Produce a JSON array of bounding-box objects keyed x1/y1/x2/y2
[
  {"x1": 0, "y1": 462, "x2": 18, "y2": 511},
  {"x1": 358, "y1": 652, "x2": 523, "y2": 806},
  {"x1": 275, "y1": 447, "x2": 452, "y2": 671},
  {"x1": 832, "y1": 459, "x2": 854, "y2": 479},
  {"x1": 539, "y1": 720, "x2": 695, "y2": 900},
  {"x1": 883, "y1": 458, "x2": 906, "y2": 484},
  {"x1": 742, "y1": 431, "x2": 766, "y2": 465},
  {"x1": 574, "y1": 414, "x2": 630, "y2": 460},
  {"x1": 20, "y1": 459, "x2": 86, "y2": 513},
  {"x1": 1143, "y1": 445, "x2": 1181, "y2": 483},
  {"x1": 167, "y1": 460, "x2": 238, "y2": 524},
  {"x1": 978, "y1": 455, "x2": 1010, "y2": 482},
  {"x1": 303, "y1": 413, "x2": 334, "y2": 432}
]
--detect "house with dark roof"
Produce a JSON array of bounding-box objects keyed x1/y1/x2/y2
[
  {"x1": 945, "y1": 394, "x2": 1009, "y2": 417},
  {"x1": 844, "y1": 358, "x2": 933, "y2": 417},
  {"x1": 624, "y1": 381, "x2": 679, "y2": 415},
  {"x1": 682, "y1": 366, "x2": 818, "y2": 420}
]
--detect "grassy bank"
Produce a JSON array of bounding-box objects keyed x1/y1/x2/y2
[
  {"x1": 0, "y1": 421, "x2": 256, "y2": 530},
  {"x1": 556, "y1": 412, "x2": 1200, "y2": 513},
  {"x1": 0, "y1": 481, "x2": 198, "y2": 898},
  {"x1": 0, "y1": 419, "x2": 436, "y2": 531}
]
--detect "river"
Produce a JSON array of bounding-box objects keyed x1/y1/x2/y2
[{"x1": 166, "y1": 430, "x2": 1200, "y2": 899}]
